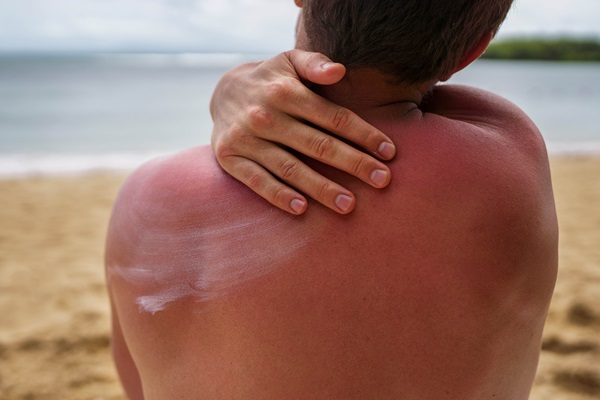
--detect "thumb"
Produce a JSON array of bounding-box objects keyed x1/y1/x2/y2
[{"x1": 284, "y1": 49, "x2": 346, "y2": 86}]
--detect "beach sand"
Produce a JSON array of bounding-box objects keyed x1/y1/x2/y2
[{"x1": 0, "y1": 156, "x2": 599, "y2": 400}]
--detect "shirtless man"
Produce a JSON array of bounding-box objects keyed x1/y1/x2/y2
[{"x1": 106, "y1": 1, "x2": 558, "y2": 399}]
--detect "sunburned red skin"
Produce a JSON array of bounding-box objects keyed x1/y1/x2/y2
[
  {"x1": 106, "y1": 151, "x2": 316, "y2": 313},
  {"x1": 106, "y1": 83, "x2": 557, "y2": 400}
]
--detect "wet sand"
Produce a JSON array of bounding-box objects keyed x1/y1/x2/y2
[{"x1": 0, "y1": 156, "x2": 599, "y2": 399}]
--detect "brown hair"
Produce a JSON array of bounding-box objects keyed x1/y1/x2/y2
[{"x1": 302, "y1": 0, "x2": 513, "y2": 84}]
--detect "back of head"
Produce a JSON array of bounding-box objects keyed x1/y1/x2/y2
[{"x1": 302, "y1": 0, "x2": 513, "y2": 84}]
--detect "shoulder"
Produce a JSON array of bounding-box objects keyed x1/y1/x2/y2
[
  {"x1": 106, "y1": 145, "x2": 272, "y2": 252},
  {"x1": 422, "y1": 84, "x2": 528, "y2": 122},
  {"x1": 415, "y1": 84, "x2": 551, "y2": 190},
  {"x1": 105, "y1": 146, "x2": 237, "y2": 260},
  {"x1": 421, "y1": 84, "x2": 545, "y2": 156},
  {"x1": 116, "y1": 146, "x2": 221, "y2": 206},
  {"x1": 404, "y1": 84, "x2": 557, "y2": 261},
  {"x1": 110, "y1": 146, "x2": 244, "y2": 223}
]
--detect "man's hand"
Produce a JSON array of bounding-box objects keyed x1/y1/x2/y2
[{"x1": 210, "y1": 50, "x2": 396, "y2": 215}]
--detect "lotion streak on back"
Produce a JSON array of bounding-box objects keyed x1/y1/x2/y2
[{"x1": 107, "y1": 148, "x2": 312, "y2": 313}]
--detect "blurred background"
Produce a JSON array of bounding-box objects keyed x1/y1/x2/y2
[
  {"x1": 1, "y1": 2, "x2": 599, "y2": 400},
  {"x1": 0, "y1": 0, "x2": 599, "y2": 176}
]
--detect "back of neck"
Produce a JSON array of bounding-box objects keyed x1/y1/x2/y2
[{"x1": 312, "y1": 68, "x2": 431, "y2": 115}]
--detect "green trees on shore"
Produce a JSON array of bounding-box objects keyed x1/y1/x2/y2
[{"x1": 482, "y1": 37, "x2": 600, "y2": 62}]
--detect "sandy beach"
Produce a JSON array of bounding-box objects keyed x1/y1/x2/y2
[{"x1": 0, "y1": 156, "x2": 599, "y2": 400}]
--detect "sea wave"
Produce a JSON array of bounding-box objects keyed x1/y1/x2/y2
[
  {"x1": 545, "y1": 141, "x2": 600, "y2": 155},
  {"x1": 1, "y1": 142, "x2": 599, "y2": 179},
  {"x1": 0, "y1": 152, "x2": 167, "y2": 179}
]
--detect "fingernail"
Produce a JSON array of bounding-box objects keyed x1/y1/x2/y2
[
  {"x1": 321, "y1": 62, "x2": 336, "y2": 70},
  {"x1": 370, "y1": 169, "x2": 389, "y2": 188},
  {"x1": 335, "y1": 194, "x2": 353, "y2": 213},
  {"x1": 378, "y1": 142, "x2": 396, "y2": 159},
  {"x1": 290, "y1": 198, "x2": 306, "y2": 214}
]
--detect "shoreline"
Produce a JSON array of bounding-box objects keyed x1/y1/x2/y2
[
  {"x1": 2, "y1": 145, "x2": 600, "y2": 180},
  {"x1": 0, "y1": 155, "x2": 599, "y2": 399}
]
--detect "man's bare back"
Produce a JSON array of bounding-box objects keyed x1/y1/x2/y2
[{"x1": 106, "y1": 84, "x2": 558, "y2": 400}]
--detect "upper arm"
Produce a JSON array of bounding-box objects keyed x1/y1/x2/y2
[
  {"x1": 109, "y1": 297, "x2": 145, "y2": 400},
  {"x1": 105, "y1": 146, "x2": 217, "y2": 270},
  {"x1": 105, "y1": 147, "x2": 216, "y2": 397},
  {"x1": 105, "y1": 161, "x2": 160, "y2": 400}
]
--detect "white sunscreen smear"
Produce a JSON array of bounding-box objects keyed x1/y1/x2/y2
[{"x1": 109, "y1": 201, "x2": 311, "y2": 314}]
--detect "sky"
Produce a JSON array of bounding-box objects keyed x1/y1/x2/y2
[{"x1": 0, "y1": 0, "x2": 599, "y2": 53}]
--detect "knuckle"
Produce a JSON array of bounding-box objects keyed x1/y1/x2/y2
[
  {"x1": 305, "y1": 52, "x2": 321, "y2": 69},
  {"x1": 316, "y1": 180, "x2": 333, "y2": 200},
  {"x1": 213, "y1": 126, "x2": 244, "y2": 160},
  {"x1": 245, "y1": 171, "x2": 266, "y2": 191},
  {"x1": 246, "y1": 106, "x2": 274, "y2": 131},
  {"x1": 363, "y1": 129, "x2": 381, "y2": 148},
  {"x1": 265, "y1": 78, "x2": 295, "y2": 103},
  {"x1": 213, "y1": 138, "x2": 234, "y2": 161},
  {"x1": 350, "y1": 155, "x2": 368, "y2": 176},
  {"x1": 330, "y1": 108, "x2": 352, "y2": 131},
  {"x1": 310, "y1": 136, "x2": 335, "y2": 159},
  {"x1": 270, "y1": 185, "x2": 288, "y2": 205},
  {"x1": 278, "y1": 159, "x2": 300, "y2": 181}
]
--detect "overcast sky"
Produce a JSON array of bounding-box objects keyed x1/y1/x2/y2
[{"x1": 0, "y1": 0, "x2": 599, "y2": 53}]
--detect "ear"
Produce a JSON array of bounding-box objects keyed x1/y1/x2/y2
[
  {"x1": 441, "y1": 32, "x2": 494, "y2": 81},
  {"x1": 294, "y1": 0, "x2": 303, "y2": 7}
]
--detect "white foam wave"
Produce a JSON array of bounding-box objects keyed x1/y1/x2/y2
[
  {"x1": 546, "y1": 141, "x2": 600, "y2": 155},
  {"x1": 0, "y1": 152, "x2": 168, "y2": 179}
]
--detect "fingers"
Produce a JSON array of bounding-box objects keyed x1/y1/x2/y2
[
  {"x1": 260, "y1": 70, "x2": 397, "y2": 162},
  {"x1": 251, "y1": 143, "x2": 357, "y2": 214},
  {"x1": 283, "y1": 49, "x2": 347, "y2": 86},
  {"x1": 218, "y1": 149, "x2": 356, "y2": 215},
  {"x1": 259, "y1": 113, "x2": 392, "y2": 190},
  {"x1": 219, "y1": 155, "x2": 308, "y2": 215},
  {"x1": 297, "y1": 89, "x2": 397, "y2": 161},
  {"x1": 281, "y1": 50, "x2": 397, "y2": 161}
]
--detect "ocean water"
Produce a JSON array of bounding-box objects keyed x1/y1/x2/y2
[
  {"x1": 0, "y1": 54, "x2": 599, "y2": 177},
  {"x1": 451, "y1": 60, "x2": 600, "y2": 153}
]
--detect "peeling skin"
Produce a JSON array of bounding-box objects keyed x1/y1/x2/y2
[{"x1": 107, "y1": 147, "x2": 312, "y2": 314}]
